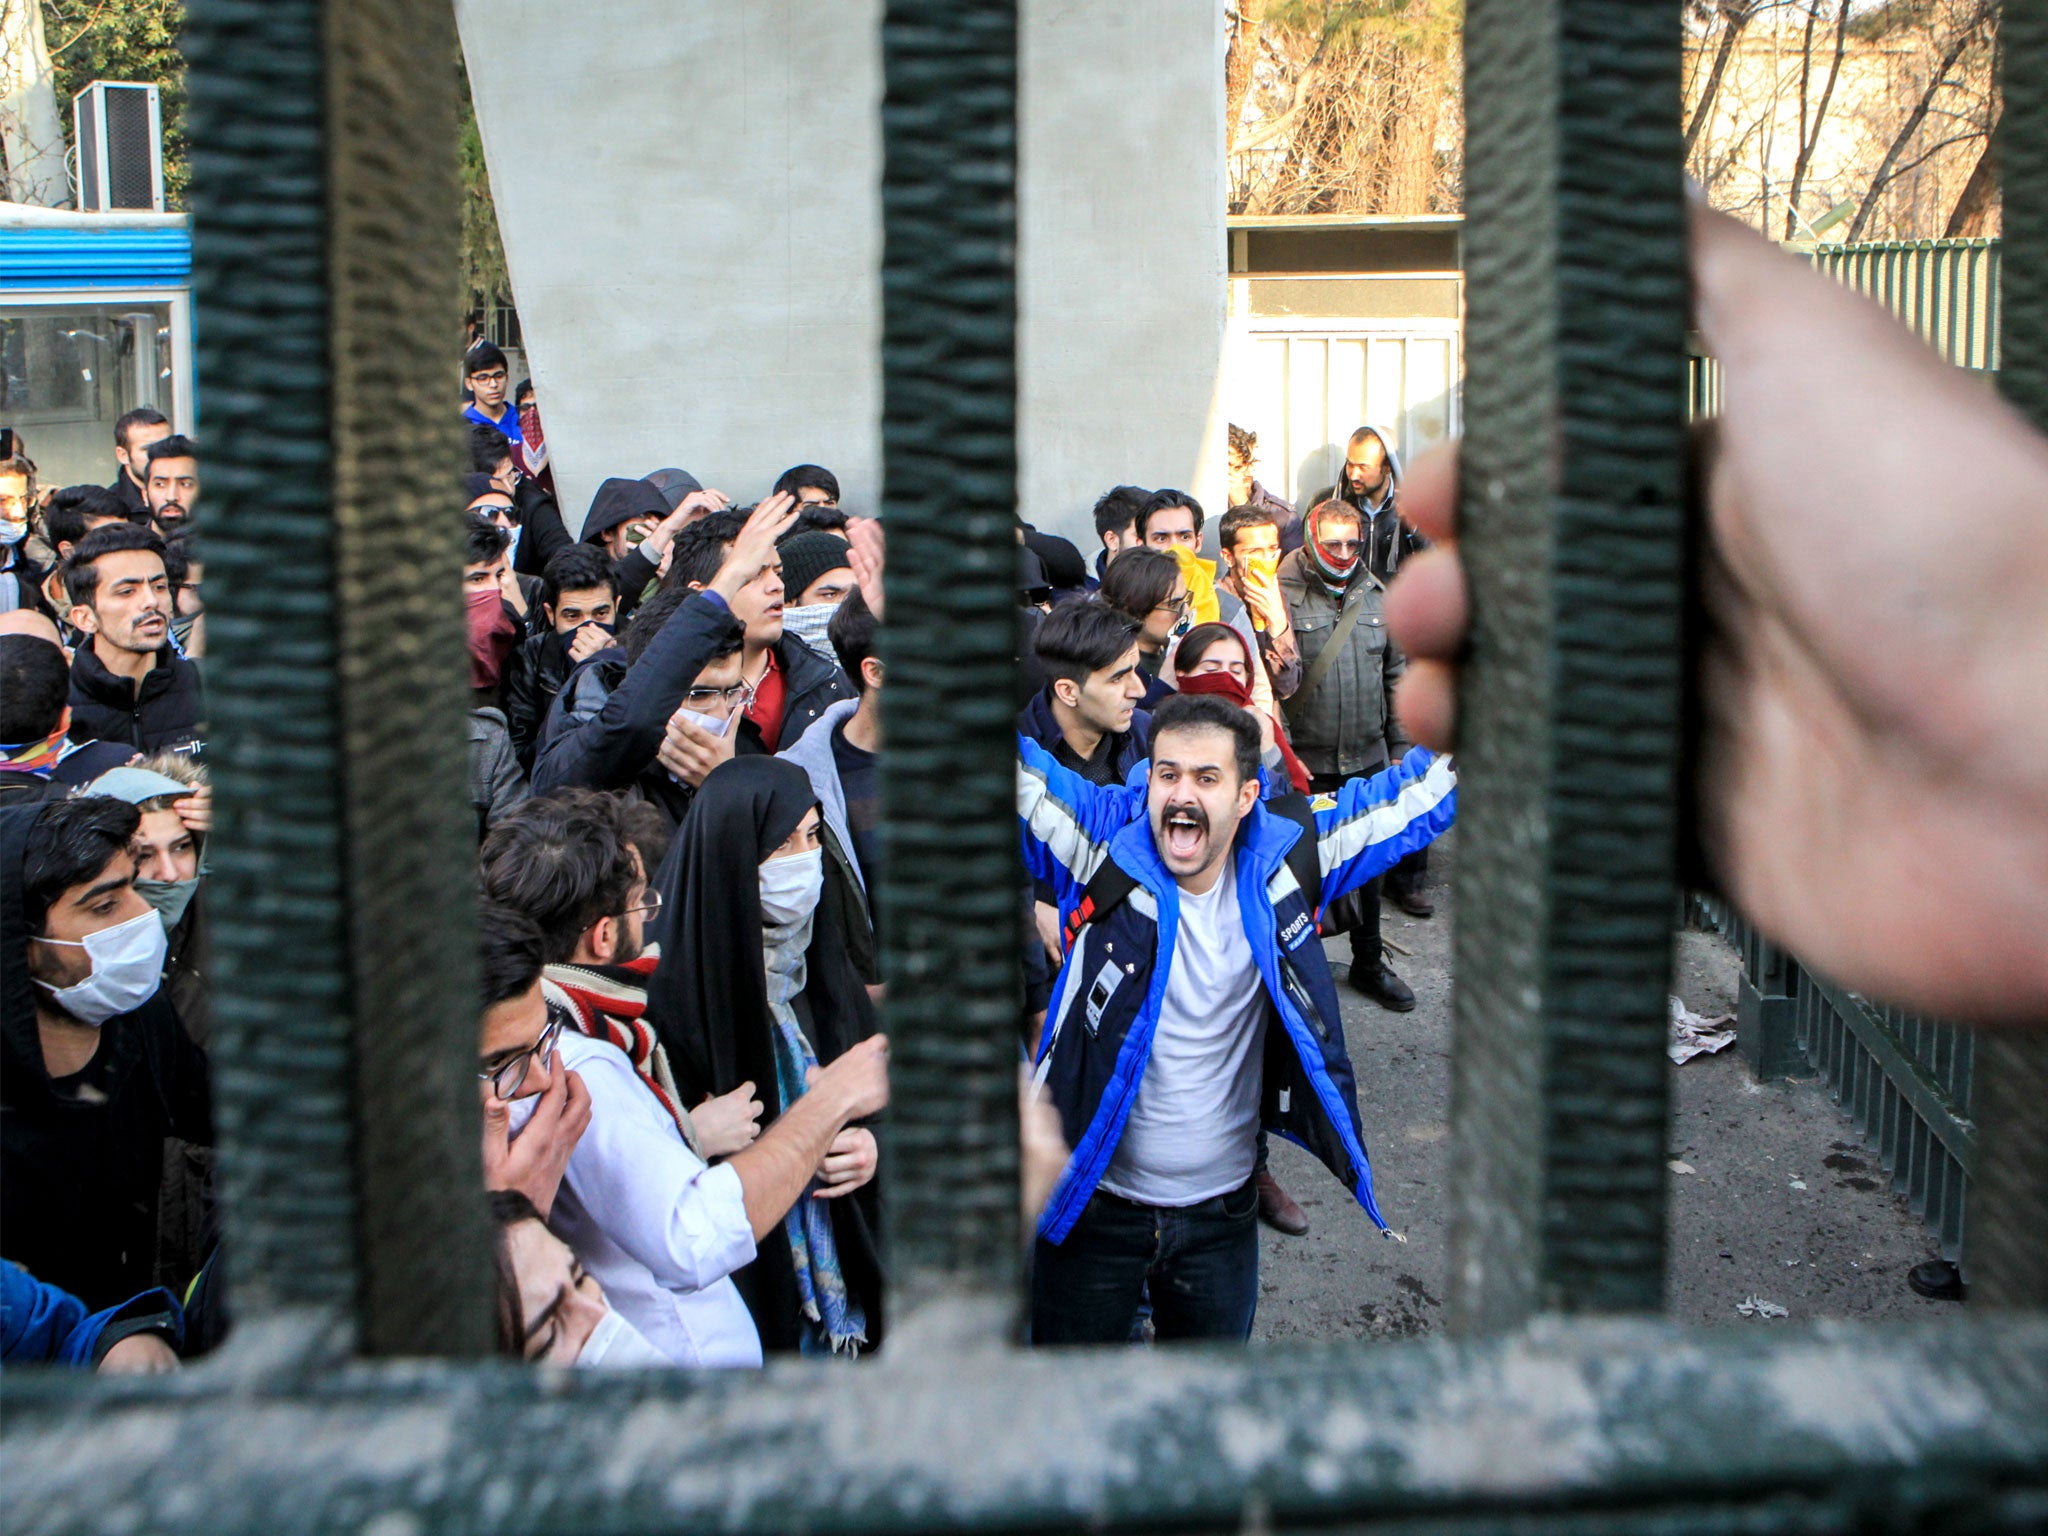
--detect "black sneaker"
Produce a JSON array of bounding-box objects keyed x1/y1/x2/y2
[{"x1": 1351, "y1": 961, "x2": 1416, "y2": 1012}]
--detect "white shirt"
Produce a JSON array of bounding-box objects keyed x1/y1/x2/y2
[
  {"x1": 1099, "y1": 855, "x2": 1268, "y2": 1206},
  {"x1": 512, "y1": 1031, "x2": 763, "y2": 1369}
]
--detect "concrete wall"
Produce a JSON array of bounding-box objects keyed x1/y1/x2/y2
[{"x1": 456, "y1": 0, "x2": 1223, "y2": 552}]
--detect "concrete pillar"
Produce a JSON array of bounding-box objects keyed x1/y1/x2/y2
[{"x1": 456, "y1": 0, "x2": 1223, "y2": 550}]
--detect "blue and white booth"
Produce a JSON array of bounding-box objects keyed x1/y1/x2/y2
[{"x1": 0, "y1": 202, "x2": 194, "y2": 490}]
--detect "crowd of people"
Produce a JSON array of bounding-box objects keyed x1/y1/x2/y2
[{"x1": 0, "y1": 333, "x2": 1456, "y2": 1369}]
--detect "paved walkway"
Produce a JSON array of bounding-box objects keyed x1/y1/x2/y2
[{"x1": 1251, "y1": 831, "x2": 1956, "y2": 1341}]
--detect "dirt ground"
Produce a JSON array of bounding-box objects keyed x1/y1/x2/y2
[{"x1": 1250, "y1": 831, "x2": 1958, "y2": 1343}]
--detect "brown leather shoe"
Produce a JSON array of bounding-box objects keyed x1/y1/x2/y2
[
  {"x1": 1387, "y1": 885, "x2": 1435, "y2": 918},
  {"x1": 1255, "y1": 1170, "x2": 1310, "y2": 1236}
]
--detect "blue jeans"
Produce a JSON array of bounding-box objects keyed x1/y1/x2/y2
[{"x1": 1031, "y1": 1178, "x2": 1261, "y2": 1345}]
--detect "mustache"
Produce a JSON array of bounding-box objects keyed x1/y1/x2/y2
[{"x1": 1161, "y1": 804, "x2": 1209, "y2": 831}]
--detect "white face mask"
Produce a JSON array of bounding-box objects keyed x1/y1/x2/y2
[
  {"x1": 758, "y1": 846, "x2": 824, "y2": 927},
  {"x1": 576, "y1": 1305, "x2": 672, "y2": 1369},
  {"x1": 0, "y1": 515, "x2": 26, "y2": 545},
  {"x1": 32, "y1": 907, "x2": 169, "y2": 1026},
  {"x1": 680, "y1": 707, "x2": 737, "y2": 739},
  {"x1": 782, "y1": 602, "x2": 837, "y2": 651}
]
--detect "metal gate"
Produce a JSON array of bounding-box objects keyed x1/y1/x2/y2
[{"x1": 6, "y1": 1, "x2": 2047, "y2": 1532}]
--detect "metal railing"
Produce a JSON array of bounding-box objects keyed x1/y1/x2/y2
[
  {"x1": 1689, "y1": 896, "x2": 1976, "y2": 1267},
  {"x1": 1690, "y1": 236, "x2": 2000, "y2": 418}
]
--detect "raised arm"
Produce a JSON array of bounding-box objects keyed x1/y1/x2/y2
[
  {"x1": 1017, "y1": 733, "x2": 1143, "y2": 910},
  {"x1": 1312, "y1": 748, "x2": 1456, "y2": 906}
]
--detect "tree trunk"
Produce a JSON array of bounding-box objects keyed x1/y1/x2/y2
[
  {"x1": 1684, "y1": 3, "x2": 1754, "y2": 163},
  {"x1": 1785, "y1": 0, "x2": 1850, "y2": 237},
  {"x1": 1224, "y1": 0, "x2": 1269, "y2": 159},
  {"x1": 1944, "y1": 134, "x2": 1999, "y2": 237},
  {"x1": 0, "y1": 0, "x2": 68, "y2": 206},
  {"x1": 1846, "y1": 11, "x2": 1986, "y2": 242}
]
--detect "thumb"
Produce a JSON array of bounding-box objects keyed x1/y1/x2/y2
[{"x1": 482, "y1": 1094, "x2": 509, "y2": 1132}]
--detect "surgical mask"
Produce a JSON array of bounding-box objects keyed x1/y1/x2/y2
[
  {"x1": 758, "y1": 847, "x2": 824, "y2": 927},
  {"x1": 679, "y1": 707, "x2": 736, "y2": 739},
  {"x1": 576, "y1": 1305, "x2": 671, "y2": 1369},
  {"x1": 782, "y1": 602, "x2": 837, "y2": 652},
  {"x1": 0, "y1": 514, "x2": 26, "y2": 545},
  {"x1": 135, "y1": 875, "x2": 201, "y2": 933},
  {"x1": 32, "y1": 908, "x2": 169, "y2": 1026}
]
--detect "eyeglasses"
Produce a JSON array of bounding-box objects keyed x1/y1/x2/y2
[
  {"x1": 470, "y1": 369, "x2": 508, "y2": 384},
  {"x1": 1320, "y1": 539, "x2": 1364, "y2": 556},
  {"x1": 479, "y1": 1015, "x2": 564, "y2": 1101},
  {"x1": 1153, "y1": 593, "x2": 1193, "y2": 618},
  {"x1": 682, "y1": 681, "x2": 755, "y2": 709},
  {"x1": 626, "y1": 888, "x2": 663, "y2": 919}
]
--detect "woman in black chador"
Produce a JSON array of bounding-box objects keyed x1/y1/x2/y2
[{"x1": 647, "y1": 756, "x2": 883, "y2": 1356}]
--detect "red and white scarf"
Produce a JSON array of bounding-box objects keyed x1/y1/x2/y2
[{"x1": 541, "y1": 954, "x2": 700, "y2": 1154}]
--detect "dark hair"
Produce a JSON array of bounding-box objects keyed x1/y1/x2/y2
[
  {"x1": 0, "y1": 452, "x2": 34, "y2": 491},
  {"x1": 666, "y1": 508, "x2": 749, "y2": 592},
  {"x1": 465, "y1": 340, "x2": 509, "y2": 377},
  {"x1": 1091, "y1": 485, "x2": 1149, "y2": 544},
  {"x1": 468, "y1": 422, "x2": 514, "y2": 474},
  {"x1": 43, "y1": 484, "x2": 137, "y2": 552},
  {"x1": 828, "y1": 587, "x2": 879, "y2": 690},
  {"x1": 792, "y1": 503, "x2": 850, "y2": 535},
  {"x1": 515, "y1": 377, "x2": 535, "y2": 407},
  {"x1": 159, "y1": 529, "x2": 192, "y2": 594},
  {"x1": 114, "y1": 407, "x2": 169, "y2": 449},
  {"x1": 1138, "y1": 489, "x2": 1204, "y2": 541},
  {"x1": 64, "y1": 522, "x2": 166, "y2": 609},
  {"x1": 142, "y1": 434, "x2": 197, "y2": 471},
  {"x1": 488, "y1": 1187, "x2": 546, "y2": 1359},
  {"x1": 23, "y1": 796, "x2": 142, "y2": 933},
  {"x1": 464, "y1": 512, "x2": 511, "y2": 568},
  {"x1": 772, "y1": 463, "x2": 840, "y2": 503},
  {"x1": 1147, "y1": 692, "x2": 1260, "y2": 785},
  {"x1": 1308, "y1": 498, "x2": 1363, "y2": 534},
  {"x1": 0, "y1": 634, "x2": 72, "y2": 741},
  {"x1": 476, "y1": 898, "x2": 546, "y2": 1009},
  {"x1": 1173, "y1": 622, "x2": 1250, "y2": 678},
  {"x1": 480, "y1": 792, "x2": 640, "y2": 964},
  {"x1": 614, "y1": 797, "x2": 675, "y2": 882},
  {"x1": 1096, "y1": 546, "x2": 1180, "y2": 625},
  {"x1": 1217, "y1": 504, "x2": 1276, "y2": 552},
  {"x1": 1034, "y1": 599, "x2": 1139, "y2": 690},
  {"x1": 540, "y1": 544, "x2": 618, "y2": 613},
  {"x1": 1227, "y1": 422, "x2": 1256, "y2": 460}
]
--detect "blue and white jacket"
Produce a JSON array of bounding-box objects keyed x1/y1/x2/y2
[{"x1": 1018, "y1": 737, "x2": 1457, "y2": 1243}]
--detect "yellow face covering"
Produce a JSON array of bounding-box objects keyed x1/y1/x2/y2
[{"x1": 1168, "y1": 544, "x2": 1222, "y2": 626}]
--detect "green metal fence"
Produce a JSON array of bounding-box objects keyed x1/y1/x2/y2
[{"x1": 6, "y1": 3, "x2": 2048, "y2": 1533}]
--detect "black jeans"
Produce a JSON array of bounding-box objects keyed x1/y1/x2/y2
[{"x1": 1031, "y1": 1179, "x2": 1261, "y2": 1345}]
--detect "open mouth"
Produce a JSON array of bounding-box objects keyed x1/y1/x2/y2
[{"x1": 1162, "y1": 807, "x2": 1206, "y2": 862}]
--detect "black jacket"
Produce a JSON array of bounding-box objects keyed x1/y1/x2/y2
[
  {"x1": 68, "y1": 643, "x2": 205, "y2": 755},
  {"x1": 531, "y1": 591, "x2": 755, "y2": 827},
  {"x1": 0, "y1": 806, "x2": 214, "y2": 1309},
  {"x1": 106, "y1": 470, "x2": 146, "y2": 516},
  {"x1": 1015, "y1": 686, "x2": 1151, "y2": 785},
  {"x1": 501, "y1": 629, "x2": 576, "y2": 772},
  {"x1": 510, "y1": 478, "x2": 575, "y2": 579}
]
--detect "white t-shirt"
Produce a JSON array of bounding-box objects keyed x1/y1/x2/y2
[
  {"x1": 1099, "y1": 856, "x2": 1268, "y2": 1206},
  {"x1": 511, "y1": 1031, "x2": 763, "y2": 1369}
]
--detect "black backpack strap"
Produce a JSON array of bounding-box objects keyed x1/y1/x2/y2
[
  {"x1": 1061, "y1": 856, "x2": 1139, "y2": 954},
  {"x1": 1264, "y1": 791, "x2": 1325, "y2": 917}
]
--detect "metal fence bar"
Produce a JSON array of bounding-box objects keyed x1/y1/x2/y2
[
  {"x1": 1967, "y1": 0, "x2": 2048, "y2": 1314},
  {"x1": 875, "y1": 0, "x2": 1023, "y2": 1331},
  {"x1": 183, "y1": 0, "x2": 489, "y2": 1360},
  {"x1": 1449, "y1": 0, "x2": 1688, "y2": 1329}
]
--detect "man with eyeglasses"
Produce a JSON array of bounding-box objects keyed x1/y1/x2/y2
[
  {"x1": 471, "y1": 889, "x2": 891, "y2": 1369},
  {"x1": 1277, "y1": 501, "x2": 1419, "y2": 1012},
  {"x1": 462, "y1": 342, "x2": 523, "y2": 446}
]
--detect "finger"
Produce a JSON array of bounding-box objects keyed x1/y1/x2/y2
[
  {"x1": 1384, "y1": 546, "x2": 1468, "y2": 661},
  {"x1": 562, "y1": 1069, "x2": 592, "y2": 1119},
  {"x1": 1395, "y1": 660, "x2": 1458, "y2": 752},
  {"x1": 481, "y1": 1092, "x2": 510, "y2": 1132},
  {"x1": 1399, "y1": 441, "x2": 1459, "y2": 544},
  {"x1": 812, "y1": 1181, "x2": 860, "y2": 1199}
]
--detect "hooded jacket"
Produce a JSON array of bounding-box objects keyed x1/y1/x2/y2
[
  {"x1": 67, "y1": 643, "x2": 204, "y2": 756},
  {"x1": 0, "y1": 805, "x2": 214, "y2": 1309},
  {"x1": 1017, "y1": 739, "x2": 1456, "y2": 1243},
  {"x1": 1309, "y1": 425, "x2": 1427, "y2": 583},
  {"x1": 580, "y1": 478, "x2": 670, "y2": 621}
]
